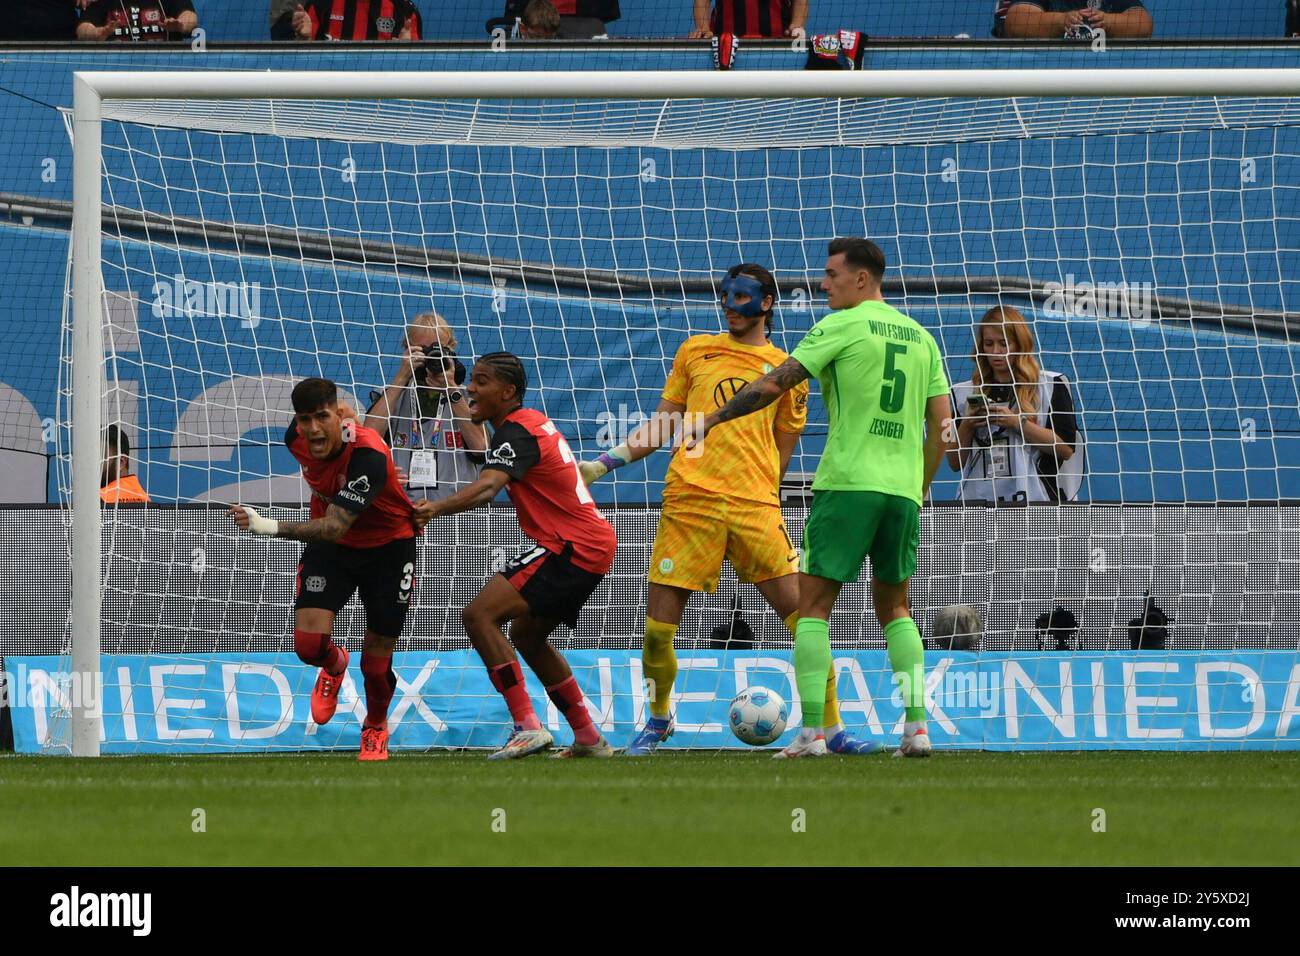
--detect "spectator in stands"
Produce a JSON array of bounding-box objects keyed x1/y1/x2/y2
[
  {"x1": 100, "y1": 425, "x2": 150, "y2": 504},
  {"x1": 290, "y1": 0, "x2": 422, "y2": 41},
  {"x1": 520, "y1": 0, "x2": 562, "y2": 37},
  {"x1": 995, "y1": 0, "x2": 1153, "y2": 38},
  {"x1": 270, "y1": 0, "x2": 299, "y2": 40},
  {"x1": 77, "y1": 0, "x2": 197, "y2": 41},
  {"x1": 946, "y1": 306, "x2": 1082, "y2": 504},
  {"x1": 500, "y1": 0, "x2": 616, "y2": 38},
  {"x1": 691, "y1": 0, "x2": 808, "y2": 38},
  {"x1": 363, "y1": 312, "x2": 487, "y2": 503},
  {"x1": 0, "y1": 0, "x2": 89, "y2": 40}
]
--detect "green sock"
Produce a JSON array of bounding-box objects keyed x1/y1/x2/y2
[
  {"x1": 794, "y1": 617, "x2": 832, "y2": 729},
  {"x1": 884, "y1": 616, "x2": 927, "y2": 723}
]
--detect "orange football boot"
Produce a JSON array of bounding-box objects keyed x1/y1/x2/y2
[
  {"x1": 310, "y1": 646, "x2": 349, "y2": 725},
  {"x1": 359, "y1": 723, "x2": 389, "y2": 762}
]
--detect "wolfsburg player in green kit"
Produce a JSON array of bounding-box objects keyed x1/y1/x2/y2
[{"x1": 685, "y1": 237, "x2": 953, "y2": 757}]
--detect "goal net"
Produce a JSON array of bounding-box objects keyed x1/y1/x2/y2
[{"x1": 32, "y1": 70, "x2": 1300, "y2": 755}]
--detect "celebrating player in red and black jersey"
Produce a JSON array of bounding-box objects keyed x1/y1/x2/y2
[
  {"x1": 229, "y1": 377, "x2": 419, "y2": 761},
  {"x1": 413, "y1": 353, "x2": 618, "y2": 759}
]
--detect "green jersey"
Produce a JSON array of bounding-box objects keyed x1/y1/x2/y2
[{"x1": 790, "y1": 299, "x2": 949, "y2": 505}]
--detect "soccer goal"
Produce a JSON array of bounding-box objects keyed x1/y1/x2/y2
[{"x1": 42, "y1": 69, "x2": 1300, "y2": 756}]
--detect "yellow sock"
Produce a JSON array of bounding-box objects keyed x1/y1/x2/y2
[
  {"x1": 784, "y1": 610, "x2": 840, "y2": 730},
  {"x1": 643, "y1": 617, "x2": 679, "y2": 719}
]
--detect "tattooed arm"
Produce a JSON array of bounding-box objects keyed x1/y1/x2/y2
[
  {"x1": 712, "y1": 358, "x2": 811, "y2": 425},
  {"x1": 273, "y1": 503, "x2": 359, "y2": 543},
  {"x1": 228, "y1": 503, "x2": 360, "y2": 543},
  {"x1": 683, "y1": 358, "x2": 810, "y2": 451}
]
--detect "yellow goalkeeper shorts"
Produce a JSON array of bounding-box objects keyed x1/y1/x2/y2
[{"x1": 648, "y1": 486, "x2": 799, "y2": 593}]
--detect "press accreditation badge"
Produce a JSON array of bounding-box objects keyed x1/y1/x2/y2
[
  {"x1": 408, "y1": 450, "x2": 438, "y2": 488},
  {"x1": 988, "y1": 436, "x2": 1012, "y2": 478}
]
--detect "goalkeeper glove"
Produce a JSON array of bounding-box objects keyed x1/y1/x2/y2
[
  {"x1": 239, "y1": 505, "x2": 279, "y2": 536},
  {"x1": 578, "y1": 445, "x2": 632, "y2": 485}
]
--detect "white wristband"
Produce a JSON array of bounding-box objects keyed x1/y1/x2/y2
[{"x1": 241, "y1": 505, "x2": 280, "y2": 537}]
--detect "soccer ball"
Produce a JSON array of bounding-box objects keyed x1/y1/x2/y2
[{"x1": 728, "y1": 687, "x2": 789, "y2": 746}]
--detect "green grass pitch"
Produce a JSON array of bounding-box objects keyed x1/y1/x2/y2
[{"x1": 2, "y1": 751, "x2": 1298, "y2": 866}]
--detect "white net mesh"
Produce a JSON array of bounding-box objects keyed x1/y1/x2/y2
[{"x1": 43, "y1": 86, "x2": 1300, "y2": 753}]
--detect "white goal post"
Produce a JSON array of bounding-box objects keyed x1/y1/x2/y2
[{"x1": 67, "y1": 69, "x2": 1300, "y2": 757}]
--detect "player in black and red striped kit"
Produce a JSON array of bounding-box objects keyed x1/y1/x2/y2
[
  {"x1": 229, "y1": 378, "x2": 421, "y2": 761},
  {"x1": 414, "y1": 353, "x2": 618, "y2": 759}
]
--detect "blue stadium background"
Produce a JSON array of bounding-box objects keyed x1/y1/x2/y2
[{"x1": 0, "y1": 44, "x2": 1297, "y2": 507}]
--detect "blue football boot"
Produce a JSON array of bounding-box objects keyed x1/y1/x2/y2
[
  {"x1": 625, "y1": 716, "x2": 674, "y2": 756},
  {"x1": 827, "y1": 729, "x2": 885, "y2": 755}
]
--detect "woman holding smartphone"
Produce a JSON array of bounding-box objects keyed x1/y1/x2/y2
[{"x1": 947, "y1": 305, "x2": 1083, "y2": 503}]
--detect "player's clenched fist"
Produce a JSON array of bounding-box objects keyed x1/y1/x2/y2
[
  {"x1": 229, "y1": 504, "x2": 279, "y2": 536},
  {"x1": 411, "y1": 498, "x2": 437, "y2": 533}
]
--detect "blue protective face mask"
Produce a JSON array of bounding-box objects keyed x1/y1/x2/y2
[{"x1": 720, "y1": 275, "x2": 767, "y2": 318}]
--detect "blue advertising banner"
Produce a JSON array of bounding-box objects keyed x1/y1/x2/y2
[{"x1": 5, "y1": 650, "x2": 1299, "y2": 754}]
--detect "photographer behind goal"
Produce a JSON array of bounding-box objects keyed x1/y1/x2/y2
[
  {"x1": 947, "y1": 306, "x2": 1083, "y2": 504},
  {"x1": 364, "y1": 311, "x2": 488, "y2": 501}
]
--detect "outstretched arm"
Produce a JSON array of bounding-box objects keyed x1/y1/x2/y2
[
  {"x1": 713, "y1": 358, "x2": 809, "y2": 426},
  {"x1": 684, "y1": 358, "x2": 810, "y2": 451},
  {"x1": 580, "y1": 397, "x2": 686, "y2": 483},
  {"x1": 229, "y1": 503, "x2": 358, "y2": 543},
  {"x1": 416, "y1": 469, "x2": 511, "y2": 523}
]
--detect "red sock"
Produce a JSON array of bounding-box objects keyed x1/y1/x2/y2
[
  {"x1": 488, "y1": 661, "x2": 541, "y2": 730},
  {"x1": 322, "y1": 644, "x2": 346, "y2": 675},
  {"x1": 294, "y1": 629, "x2": 345, "y2": 674},
  {"x1": 360, "y1": 652, "x2": 396, "y2": 729},
  {"x1": 547, "y1": 676, "x2": 599, "y2": 746}
]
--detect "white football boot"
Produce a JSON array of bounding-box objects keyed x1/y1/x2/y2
[
  {"x1": 893, "y1": 723, "x2": 932, "y2": 758},
  {"x1": 487, "y1": 727, "x2": 554, "y2": 760},
  {"x1": 772, "y1": 728, "x2": 828, "y2": 759},
  {"x1": 551, "y1": 735, "x2": 615, "y2": 758}
]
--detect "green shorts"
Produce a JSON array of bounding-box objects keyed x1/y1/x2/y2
[{"x1": 800, "y1": 490, "x2": 919, "y2": 585}]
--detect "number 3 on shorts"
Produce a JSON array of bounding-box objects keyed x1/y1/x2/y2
[{"x1": 399, "y1": 561, "x2": 414, "y2": 600}]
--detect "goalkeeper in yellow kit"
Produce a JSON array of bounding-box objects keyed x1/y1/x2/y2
[{"x1": 580, "y1": 264, "x2": 882, "y2": 757}]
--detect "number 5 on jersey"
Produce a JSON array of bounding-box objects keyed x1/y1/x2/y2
[{"x1": 880, "y1": 342, "x2": 908, "y2": 413}]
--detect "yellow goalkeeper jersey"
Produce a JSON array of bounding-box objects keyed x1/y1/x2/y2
[{"x1": 662, "y1": 333, "x2": 808, "y2": 504}]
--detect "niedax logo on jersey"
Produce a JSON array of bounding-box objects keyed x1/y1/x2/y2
[
  {"x1": 487, "y1": 442, "x2": 516, "y2": 466},
  {"x1": 50, "y1": 886, "x2": 151, "y2": 936},
  {"x1": 337, "y1": 474, "x2": 370, "y2": 505}
]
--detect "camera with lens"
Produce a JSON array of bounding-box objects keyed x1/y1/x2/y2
[{"x1": 419, "y1": 344, "x2": 467, "y2": 388}]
